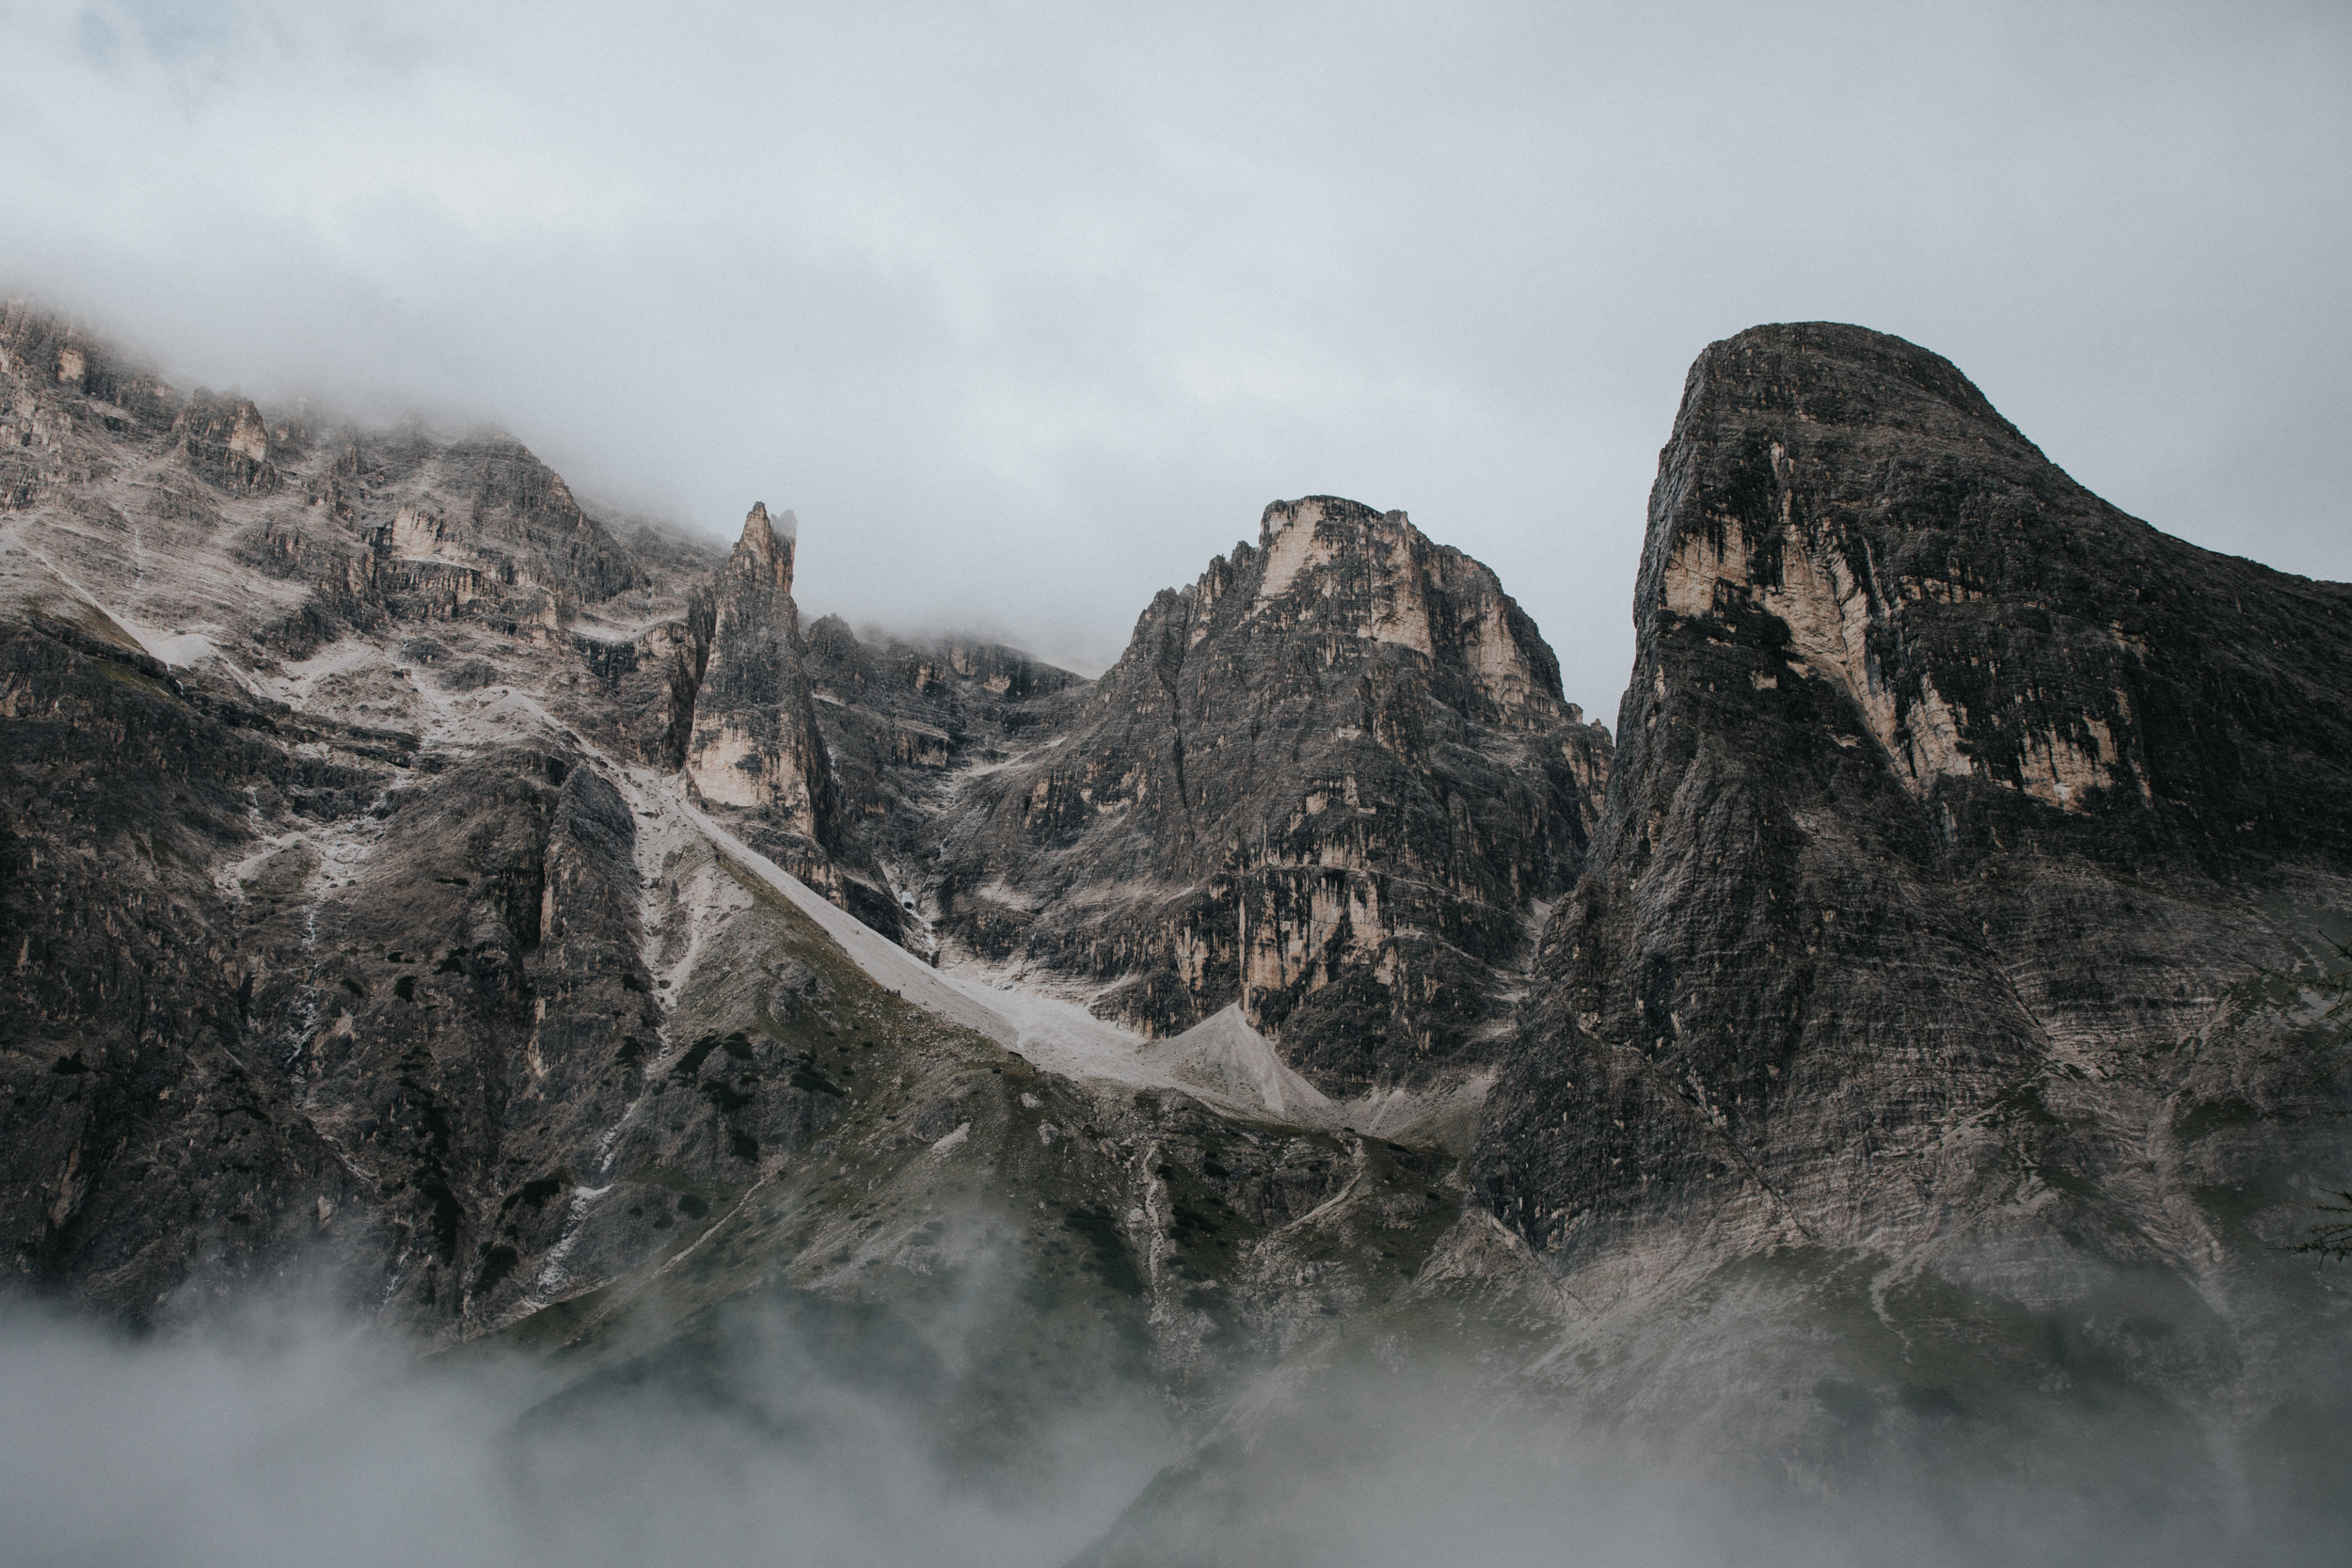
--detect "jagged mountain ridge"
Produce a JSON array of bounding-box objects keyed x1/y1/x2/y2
[
  {"x1": 1475, "y1": 322, "x2": 2352, "y2": 1264},
  {"x1": 930, "y1": 495, "x2": 1612, "y2": 1093},
  {"x1": 1065, "y1": 325, "x2": 2352, "y2": 1560},
  {"x1": 0, "y1": 302, "x2": 1554, "y2": 1353},
  {"x1": 2, "y1": 302, "x2": 2347, "y2": 1554},
  {"x1": 1440, "y1": 322, "x2": 2351, "y2": 1454}
]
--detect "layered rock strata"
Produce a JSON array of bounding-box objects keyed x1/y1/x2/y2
[
  {"x1": 799, "y1": 616, "x2": 1086, "y2": 948},
  {"x1": 677, "y1": 504, "x2": 853, "y2": 880},
  {"x1": 1469, "y1": 322, "x2": 2352, "y2": 1432},
  {"x1": 932, "y1": 496, "x2": 1613, "y2": 1093}
]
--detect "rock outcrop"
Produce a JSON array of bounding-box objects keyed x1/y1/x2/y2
[
  {"x1": 0, "y1": 625, "x2": 373, "y2": 1323},
  {"x1": 1469, "y1": 322, "x2": 2352, "y2": 1434},
  {"x1": 0, "y1": 306, "x2": 1172, "y2": 1343},
  {"x1": 799, "y1": 616, "x2": 1086, "y2": 948},
  {"x1": 175, "y1": 390, "x2": 281, "y2": 494},
  {"x1": 8, "y1": 299, "x2": 2347, "y2": 1522},
  {"x1": 932, "y1": 496, "x2": 1612, "y2": 1094},
  {"x1": 681, "y1": 503, "x2": 841, "y2": 850}
]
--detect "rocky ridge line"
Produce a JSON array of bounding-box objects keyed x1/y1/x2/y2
[{"x1": 930, "y1": 495, "x2": 1613, "y2": 1095}]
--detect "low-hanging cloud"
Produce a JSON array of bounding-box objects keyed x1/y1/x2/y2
[
  {"x1": 0, "y1": 1289, "x2": 1174, "y2": 1568},
  {"x1": 2, "y1": 2, "x2": 2346, "y2": 700},
  {"x1": 4, "y1": 1278, "x2": 2346, "y2": 1568}
]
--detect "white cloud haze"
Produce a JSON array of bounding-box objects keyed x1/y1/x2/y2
[
  {"x1": 2, "y1": 0, "x2": 2344, "y2": 705},
  {"x1": 3, "y1": 1294, "x2": 2343, "y2": 1568}
]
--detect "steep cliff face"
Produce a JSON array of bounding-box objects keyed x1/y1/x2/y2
[
  {"x1": 799, "y1": 616, "x2": 1086, "y2": 949},
  {"x1": 14, "y1": 297, "x2": 2347, "y2": 1524},
  {"x1": 680, "y1": 504, "x2": 843, "y2": 862},
  {"x1": 0, "y1": 625, "x2": 375, "y2": 1323},
  {"x1": 0, "y1": 309, "x2": 884, "y2": 1332},
  {"x1": 0, "y1": 299, "x2": 182, "y2": 509},
  {"x1": 8, "y1": 305, "x2": 1454, "y2": 1364},
  {"x1": 1468, "y1": 323, "x2": 2352, "y2": 1437},
  {"x1": 933, "y1": 496, "x2": 1612, "y2": 1094}
]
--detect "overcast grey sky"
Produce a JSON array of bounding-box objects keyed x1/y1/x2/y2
[{"x1": 4, "y1": 1, "x2": 2345, "y2": 711}]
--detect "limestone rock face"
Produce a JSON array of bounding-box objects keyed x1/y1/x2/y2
[
  {"x1": 0, "y1": 306, "x2": 1461, "y2": 1358},
  {"x1": 682, "y1": 503, "x2": 841, "y2": 852},
  {"x1": 1470, "y1": 325, "x2": 2352, "y2": 1420},
  {"x1": 0, "y1": 300, "x2": 182, "y2": 510},
  {"x1": 0, "y1": 310, "x2": 869, "y2": 1334},
  {"x1": 0, "y1": 626, "x2": 377, "y2": 1323},
  {"x1": 174, "y1": 391, "x2": 280, "y2": 494},
  {"x1": 0, "y1": 615, "x2": 857, "y2": 1335},
  {"x1": 799, "y1": 616, "x2": 1086, "y2": 947},
  {"x1": 13, "y1": 297, "x2": 2346, "y2": 1489},
  {"x1": 932, "y1": 496, "x2": 1612, "y2": 1093}
]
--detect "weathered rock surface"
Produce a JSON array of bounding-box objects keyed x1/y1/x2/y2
[
  {"x1": 799, "y1": 616, "x2": 1085, "y2": 947},
  {"x1": 0, "y1": 304, "x2": 1472, "y2": 1378},
  {"x1": 0, "y1": 305, "x2": 903, "y2": 1333},
  {"x1": 7, "y1": 298, "x2": 2348, "y2": 1540},
  {"x1": 0, "y1": 625, "x2": 377, "y2": 1323},
  {"x1": 1464, "y1": 322, "x2": 2352, "y2": 1443},
  {"x1": 1060, "y1": 325, "x2": 2352, "y2": 1566},
  {"x1": 930, "y1": 496, "x2": 1612, "y2": 1094},
  {"x1": 677, "y1": 503, "x2": 853, "y2": 882}
]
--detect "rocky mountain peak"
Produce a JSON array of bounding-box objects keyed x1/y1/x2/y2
[
  {"x1": 931, "y1": 494, "x2": 1611, "y2": 1092},
  {"x1": 682, "y1": 500, "x2": 839, "y2": 868},
  {"x1": 727, "y1": 500, "x2": 797, "y2": 594},
  {"x1": 1255, "y1": 493, "x2": 1355, "y2": 546},
  {"x1": 174, "y1": 389, "x2": 278, "y2": 493},
  {"x1": 1631, "y1": 320, "x2": 2352, "y2": 862},
  {"x1": 5, "y1": 302, "x2": 2346, "y2": 1543},
  {"x1": 1226, "y1": 493, "x2": 1573, "y2": 731},
  {"x1": 1470, "y1": 322, "x2": 2352, "y2": 1451},
  {"x1": 1676, "y1": 320, "x2": 2024, "y2": 439}
]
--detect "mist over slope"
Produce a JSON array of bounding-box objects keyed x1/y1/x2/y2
[
  {"x1": 1453, "y1": 321, "x2": 2352, "y2": 1460},
  {"x1": 1, "y1": 301, "x2": 2348, "y2": 1562},
  {"x1": 3, "y1": 1293, "x2": 2344, "y2": 1568}
]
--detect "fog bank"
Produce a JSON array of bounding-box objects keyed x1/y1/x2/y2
[{"x1": 6, "y1": 1291, "x2": 2345, "y2": 1568}]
